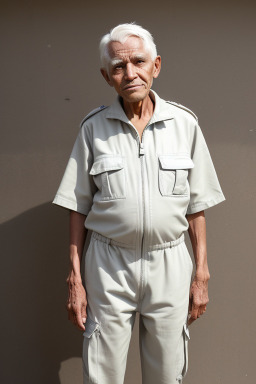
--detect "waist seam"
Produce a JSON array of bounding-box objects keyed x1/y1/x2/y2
[{"x1": 91, "y1": 231, "x2": 185, "y2": 251}]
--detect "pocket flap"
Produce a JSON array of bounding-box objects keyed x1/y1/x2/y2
[
  {"x1": 90, "y1": 155, "x2": 124, "y2": 175},
  {"x1": 159, "y1": 155, "x2": 194, "y2": 170},
  {"x1": 83, "y1": 317, "x2": 100, "y2": 338}
]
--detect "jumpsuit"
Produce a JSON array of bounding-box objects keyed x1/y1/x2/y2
[{"x1": 53, "y1": 89, "x2": 226, "y2": 384}]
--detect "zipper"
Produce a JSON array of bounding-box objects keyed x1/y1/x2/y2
[
  {"x1": 139, "y1": 141, "x2": 145, "y2": 156},
  {"x1": 138, "y1": 128, "x2": 147, "y2": 304},
  {"x1": 128, "y1": 121, "x2": 150, "y2": 305}
]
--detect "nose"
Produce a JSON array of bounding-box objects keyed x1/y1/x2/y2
[{"x1": 124, "y1": 63, "x2": 137, "y2": 81}]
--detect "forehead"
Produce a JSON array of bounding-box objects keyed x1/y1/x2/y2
[{"x1": 108, "y1": 36, "x2": 149, "y2": 59}]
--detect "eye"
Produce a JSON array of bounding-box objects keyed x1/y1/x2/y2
[{"x1": 114, "y1": 64, "x2": 123, "y2": 70}]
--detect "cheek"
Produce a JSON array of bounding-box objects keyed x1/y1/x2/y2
[
  {"x1": 111, "y1": 74, "x2": 123, "y2": 86},
  {"x1": 140, "y1": 70, "x2": 154, "y2": 84}
]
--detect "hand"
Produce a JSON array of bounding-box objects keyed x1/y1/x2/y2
[
  {"x1": 66, "y1": 275, "x2": 87, "y2": 331},
  {"x1": 188, "y1": 272, "x2": 210, "y2": 325}
]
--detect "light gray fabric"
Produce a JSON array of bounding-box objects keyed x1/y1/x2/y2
[
  {"x1": 52, "y1": 89, "x2": 226, "y2": 384},
  {"x1": 53, "y1": 89, "x2": 225, "y2": 244},
  {"x1": 83, "y1": 233, "x2": 192, "y2": 384}
]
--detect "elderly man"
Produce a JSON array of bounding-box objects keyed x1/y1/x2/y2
[{"x1": 53, "y1": 23, "x2": 225, "y2": 384}]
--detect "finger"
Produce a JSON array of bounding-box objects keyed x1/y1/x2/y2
[
  {"x1": 69, "y1": 307, "x2": 81, "y2": 326},
  {"x1": 66, "y1": 298, "x2": 72, "y2": 316},
  {"x1": 188, "y1": 316, "x2": 196, "y2": 326},
  {"x1": 75, "y1": 310, "x2": 85, "y2": 331},
  {"x1": 189, "y1": 291, "x2": 193, "y2": 312},
  {"x1": 189, "y1": 297, "x2": 193, "y2": 312},
  {"x1": 199, "y1": 305, "x2": 207, "y2": 316},
  {"x1": 67, "y1": 306, "x2": 74, "y2": 322},
  {"x1": 76, "y1": 315, "x2": 85, "y2": 331},
  {"x1": 72, "y1": 311, "x2": 78, "y2": 326},
  {"x1": 66, "y1": 304, "x2": 72, "y2": 316},
  {"x1": 81, "y1": 304, "x2": 87, "y2": 324},
  {"x1": 67, "y1": 301, "x2": 74, "y2": 322},
  {"x1": 189, "y1": 302, "x2": 199, "y2": 322}
]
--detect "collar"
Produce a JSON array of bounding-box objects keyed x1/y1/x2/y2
[{"x1": 106, "y1": 89, "x2": 174, "y2": 125}]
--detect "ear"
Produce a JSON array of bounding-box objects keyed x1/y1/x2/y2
[
  {"x1": 100, "y1": 68, "x2": 113, "y2": 87},
  {"x1": 153, "y1": 56, "x2": 161, "y2": 79}
]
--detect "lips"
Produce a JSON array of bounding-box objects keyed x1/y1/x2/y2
[{"x1": 123, "y1": 84, "x2": 142, "y2": 91}]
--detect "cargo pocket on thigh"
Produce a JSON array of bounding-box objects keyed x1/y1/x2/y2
[
  {"x1": 83, "y1": 317, "x2": 100, "y2": 384},
  {"x1": 176, "y1": 323, "x2": 190, "y2": 383}
]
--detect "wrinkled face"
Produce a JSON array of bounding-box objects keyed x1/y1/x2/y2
[{"x1": 101, "y1": 36, "x2": 161, "y2": 103}]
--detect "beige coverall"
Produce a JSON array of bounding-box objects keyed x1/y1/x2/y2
[{"x1": 53, "y1": 90, "x2": 225, "y2": 384}]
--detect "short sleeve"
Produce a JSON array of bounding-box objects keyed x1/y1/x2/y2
[
  {"x1": 186, "y1": 124, "x2": 226, "y2": 215},
  {"x1": 52, "y1": 126, "x2": 96, "y2": 215}
]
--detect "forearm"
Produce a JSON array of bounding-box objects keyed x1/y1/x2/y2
[
  {"x1": 68, "y1": 210, "x2": 87, "y2": 283},
  {"x1": 65, "y1": 210, "x2": 88, "y2": 330},
  {"x1": 186, "y1": 211, "x2": 210, "y2": 280}
]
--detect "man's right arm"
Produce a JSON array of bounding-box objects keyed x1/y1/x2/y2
[{"x1": 66, "y1": 210, "x2": 88, "y2": 331}]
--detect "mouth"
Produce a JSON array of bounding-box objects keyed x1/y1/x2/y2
[{"x1": 123, "y1": 84, "x2": 143, "y2": 91}]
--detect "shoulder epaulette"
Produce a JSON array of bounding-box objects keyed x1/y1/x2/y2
[
  {"x1": 166, "y1": 101, "x2": 198, "y2": 121},
  {"x1": 80, "y1": 105, "x2": 108, "y2": 128}
]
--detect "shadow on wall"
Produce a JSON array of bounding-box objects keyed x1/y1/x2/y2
[
  {"x1": 1, "y1": 203, "x2": 78, "y2": 384},
  {"x1": 0, "y1": 203, "x2": 141, "y2": 384}
]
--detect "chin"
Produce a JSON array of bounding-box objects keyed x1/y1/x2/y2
[{"x1": 122, "y1": 90, "x2": 148, "y2": 103}]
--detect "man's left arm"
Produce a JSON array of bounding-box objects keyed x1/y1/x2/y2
[{"x1": 186, "y1": 210, "x2": 210, "y2": 325}]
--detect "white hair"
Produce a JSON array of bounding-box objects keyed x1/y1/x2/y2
[{"x1": 99, "y1": 23, "x2": 157, "y2": 70}]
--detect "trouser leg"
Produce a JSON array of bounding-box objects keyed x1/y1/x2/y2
[
  {"x1": 83, "y1": 313, "x2": 136, "y2": 384},
  {"x1": 82, "y1": 235, "x2": 138, "y2": 384},
  {"x1": 139, "y1": 240, "x2": 193, "y2": 384}
]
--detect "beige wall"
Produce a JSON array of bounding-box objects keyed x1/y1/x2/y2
[{"x1": 1, "y1": 1, "x2": 256, "y2": 383}]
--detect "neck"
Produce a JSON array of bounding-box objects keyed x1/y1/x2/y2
[{"x1": 122, "y1": 93, "x2": 154, "y2": 121}]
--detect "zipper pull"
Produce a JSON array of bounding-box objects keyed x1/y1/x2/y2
[{"x1": 139, "y1": 142, "x2": 145, "y2": 156}]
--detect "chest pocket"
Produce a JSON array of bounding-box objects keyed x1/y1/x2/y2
[
  {"x1": 158, "y1": 154, "x2": 194, "y2": 196},
  {"x1": 89, "y1": 154, "x2": 126, "y2": 200}
]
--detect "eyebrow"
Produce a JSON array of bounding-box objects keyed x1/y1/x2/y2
[
  {"x1": 110, "y1": 58, "x2": 123, "y2": 67},
  {"x1": 110, "y1": 54, "x2": 147, "y2": 67}
]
